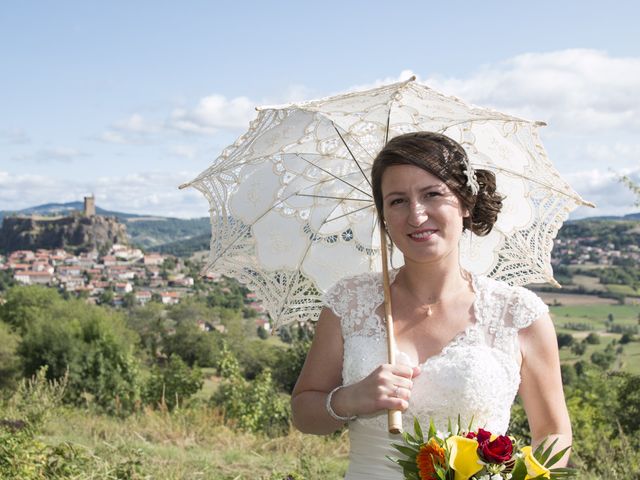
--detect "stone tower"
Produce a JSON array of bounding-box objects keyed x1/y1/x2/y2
[{"x1": 84, "y1": 195, "x2": 96, "y2": 217}]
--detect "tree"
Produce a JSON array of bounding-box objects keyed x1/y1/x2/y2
[
  {"x1": 257, "y1": 325, "x2": 268, "y2": 340},
  {"x1": 11, "y1": 288, "x2": 141, "y2": 414},
  {"x1": 0, "y1": 285, "x2": 61, "y2": 333},
  {"x1": 556, "y1": 332, "x2": 574, "y2": 349},
  {"x1": 585, "y1": 332, "x2": 601, "y2": 345},
  {"x1": 615, "y1": 373, "x2": 640, "y2": 440},
  {"x1": 162, "y1": 320, "x2": 221, "y2": 367},
  {"x1": 212, "y1": 346, "x2": 290, "y2": 435},
  {"x1": 0, "y1": 321, "x2": 21, "y2": 393},
  {"x1": 126, "y1": 302, "x2": 172, "y2": 360},
  {"x1": 571, "y1": 340, "x2": 587, "y2": 356}
]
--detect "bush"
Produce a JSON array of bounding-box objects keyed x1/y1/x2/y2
[
  {"x1": 557, "y1": 332, "x2": 574, "y2": 349},
  {"x1": 620, "y1": 332, "x2": 635, "y2": 344},
  {"x1": 274, "y1": 339, "x2": 311, "y2": 394},
  {"x1": 585, "y1": 332, "x2": 601, "y2": 345},
  {"x1": 162, "y1": 320, "x2": 221, "y2": 368},
  {"x1": 212, "y1": 345, "x2": 290, "y2": 436},
  {"x1": 571, "y1": 340, "x2": 587, "y2": 356},
  {"x1": 0, "y1": 321, "x2": 21, "y2": 394},
  {"x1": 143, "y1": 354, "x2": 204, "y2": 411},
  {"x1": 11, "y1": 289, "x2": 141, "y2": 415}
]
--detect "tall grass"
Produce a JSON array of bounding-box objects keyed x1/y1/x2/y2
[{"x1": 39, "y1": 406, "x2": 349, "y2": 479}]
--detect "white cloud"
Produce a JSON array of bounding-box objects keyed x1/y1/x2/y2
[
  {"x1": 114, "y1": 114, "x2": 158, "y2": 134},
  {"x1": 423, "y1": 49, "x2": 640, "y2": 133},
  {"x1": 168, "y1": 95, "x2": 255, "y2": 134},
  {"x1": 566, "y1": 167, "x2": 640, "y2": 218},
  {"x1": 99, "y1": 113, "x2": 160, "y2": 144},
  {"x1": 11, "y1": 147, "x2": 87, "y2": 163},
  {"x1": 169, "y1": 145, "x2": 198, "y2": 159},
  {"x1": 0, "y1": 128, "x2": 30, "y2": 145}
]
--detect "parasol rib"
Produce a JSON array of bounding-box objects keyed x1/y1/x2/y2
[
  {"x1": 332, "y1": 124, "x2": 373, "y2": 190},
  {"x1": 296, "y1": 153, "x2": 372, "y2": 198},
  {"x1": 473, "y1": 163, "x2": 596, "y2": 207}
]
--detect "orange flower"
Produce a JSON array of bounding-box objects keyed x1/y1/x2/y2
[{"x1": 416, "y1": 438, "x2": 446, "y2": 480}]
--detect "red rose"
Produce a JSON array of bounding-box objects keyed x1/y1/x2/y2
[
  {"x1": 479, "y1": 435, "x2": 513, "y2": 464},
  {"x1": 476, "y1": 428, "x2": 492, "y2": 444},
  {"x1": 465, "y1": 432, "x2": 477, "y2": 439}
]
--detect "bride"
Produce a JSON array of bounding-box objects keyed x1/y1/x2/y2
[{"x1": 291, "y1": 132, "x2": 572, "y2": 479}]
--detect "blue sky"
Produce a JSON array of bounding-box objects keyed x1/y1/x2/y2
[{"x1": 1, "y1": 1, "x2": 639, "y2": 218}]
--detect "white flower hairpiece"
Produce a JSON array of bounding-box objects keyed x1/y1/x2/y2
[{"x1": 463, "y1": 161, "x2": 480, "y2": 196}]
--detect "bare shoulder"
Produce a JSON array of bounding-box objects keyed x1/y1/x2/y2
[
  {"x1": 291, "y1": 306, "x2": 344, "y2": 397},
  {"x1": 518, "y1": 311, "x2": 558, "y2": 361}
]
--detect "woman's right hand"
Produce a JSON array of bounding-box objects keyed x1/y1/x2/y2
[{"x1": 331, "y1": 364, "x2": 421, "y2": 418}]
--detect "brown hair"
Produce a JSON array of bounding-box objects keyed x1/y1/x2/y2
[{"x1": 371, "y1": 131, "x2": 503, "y2": 236}]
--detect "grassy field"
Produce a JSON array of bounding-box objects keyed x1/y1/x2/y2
[
  {"x1": 551, "y1": 303, "x2": 639, "y2": 327},
  {"x1": 38, "y1": 407, "x2": 349, "y2": 480}
]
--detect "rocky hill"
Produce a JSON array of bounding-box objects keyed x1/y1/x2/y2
[{"x1": 0, "y1": 214, "x2": 128, "y2": 253}]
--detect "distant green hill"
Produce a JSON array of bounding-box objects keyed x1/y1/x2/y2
[
  {"x1": 126, "y1": 217, "x2": 210, "y2": 250},
  {"x1": 0, "y1": 202, "x2": 210, "y2": 255}
]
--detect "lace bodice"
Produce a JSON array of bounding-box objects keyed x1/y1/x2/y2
[{"x1": 323, "y1": 270, "x2": 548, "y2": 479}]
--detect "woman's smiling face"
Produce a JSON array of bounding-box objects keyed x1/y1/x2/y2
[{"x1": 381, "y1": 164, "x2": 469, "y2": 266}]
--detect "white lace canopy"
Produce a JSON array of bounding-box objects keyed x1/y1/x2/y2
[{"x1": 182, "y1": 78, "x2": 592, "y2": 329}]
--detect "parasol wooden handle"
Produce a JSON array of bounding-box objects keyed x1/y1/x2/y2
[{"x1": 380, "y1": 226, "x2": 402, "y2": 434}]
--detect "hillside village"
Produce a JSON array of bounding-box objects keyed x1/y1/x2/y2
[{"x1": 0, "y1": 244, "x2": 270, "y2": 332}]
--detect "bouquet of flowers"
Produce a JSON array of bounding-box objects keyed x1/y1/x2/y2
[{"x1": 390, "y1": 418, "x2": 575, "y2": 480}]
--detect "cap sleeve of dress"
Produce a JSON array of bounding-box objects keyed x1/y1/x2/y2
[
  {"x1": 321, "y1": 272, "x2": 383, "y2": 339},
  {"x1": 507, "y1": 286, "x2": 549, "y2": 330},
  {"x1": 322, "y1": 275, "x2": 353, "y2": 320}
]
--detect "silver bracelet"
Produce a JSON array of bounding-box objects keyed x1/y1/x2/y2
[{"x1": 326, "y1": 385, "x2": 357, "y2": 422}]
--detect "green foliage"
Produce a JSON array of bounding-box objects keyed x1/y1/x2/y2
[
  {"x1": 257, "y1": 325, "x2": 269, "y2": 339},
  {"x1": 619, "y1": 332, "x2": 634, "y2": 344},
  {"x1": 212, "y1": 346, "x2": 290, "y2": 436},
  {"x1": 585, "y1": 332, "x2": 601, "y2": 344},
  {"x1": 0, "y1": 321, "x2": 21, "y2": 393},
  {"x1": 6, "y1": 286, "x2": 141, "y2": 414},
  {"x1": 206, "y1": 279, "x2": 246, "y2": 310},
  {"x1": 0, "y1": 268, "x2": 15, "y2": 291},
  {"x1": 126, "y1": 216, "x2": 209, "y2": 251},
  {"x1": 0, "y1": 368, "x2": 146, "y2": 479},
  {"x1": 0, "y1": 285, "x2": 61, "y2": 332},
  {"x1": 237, "y1": 339, "x2": 282, "y2": 380},
  {"x1": 557, "y1": 332, "x2": 574, "y2": 348},
  {"x1": 614, "y1": 373, "x2": 640, "y2": 439},
  {"x1": 7, "y1": 367, "x2": 67, "y2": 427},
  {"x1": 162, "y1": 319, "x2": 221, "y2": 368},
  {"x1": 563, "y1": 366, "x2": 640, "y2": 477},
  {"x1": 274, "y1": 339, "x2": 312, "y2": 394},
  {"x1": 126, "y1": 301, "x2": 172, "y2": 360},
  {"x1": 571, "y1": 340, "x2": 587, "y2": 356},
  {"x1": 143, "y1": 354, "x2": 204, "y2": 411}
]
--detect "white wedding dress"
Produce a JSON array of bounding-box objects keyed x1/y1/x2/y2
[{"x1": 323, "y1": 270, "x2": 548, "y2": 480}]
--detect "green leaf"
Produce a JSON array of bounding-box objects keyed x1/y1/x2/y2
[
  {"x1": 466, "y1": 414, "x2": 474, "y2": 432},
  {"x1": 397, "y1": 459, "x2": 419, "y2": 473},
  {"x1": 414, "y1": 417, "x2": 424, "y2": 443},
  {"x1": 510, "y1": 458, "x2": 528, "y2": 480},
  {"x1": 544, "y1": 445, "x2": 571, "y2": 468},
  {"x1": 393, "y1": 445, "x2": 419, "y2": 458},
  {"x1": 538, "y1": 437, "x2": 559, "y2": 464},
  {"x1": 428, "y1": 418, "x2": 436, "y2": 439}
]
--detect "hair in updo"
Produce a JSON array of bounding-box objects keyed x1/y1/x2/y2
[{"x1": 371, "y1": 131, "x2": 503, "y2": 236}]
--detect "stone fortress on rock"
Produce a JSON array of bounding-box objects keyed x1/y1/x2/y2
[{"x1": 0, "y1": 196, "x2": 127, "y2": 253}]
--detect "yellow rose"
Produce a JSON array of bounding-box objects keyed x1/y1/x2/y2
[
  {"x1": 521, "y1": 446, "x2": 551, "y2": 479},
  {"x1": 445, "y1": 436, "x2": 483, "y2": 480}
]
